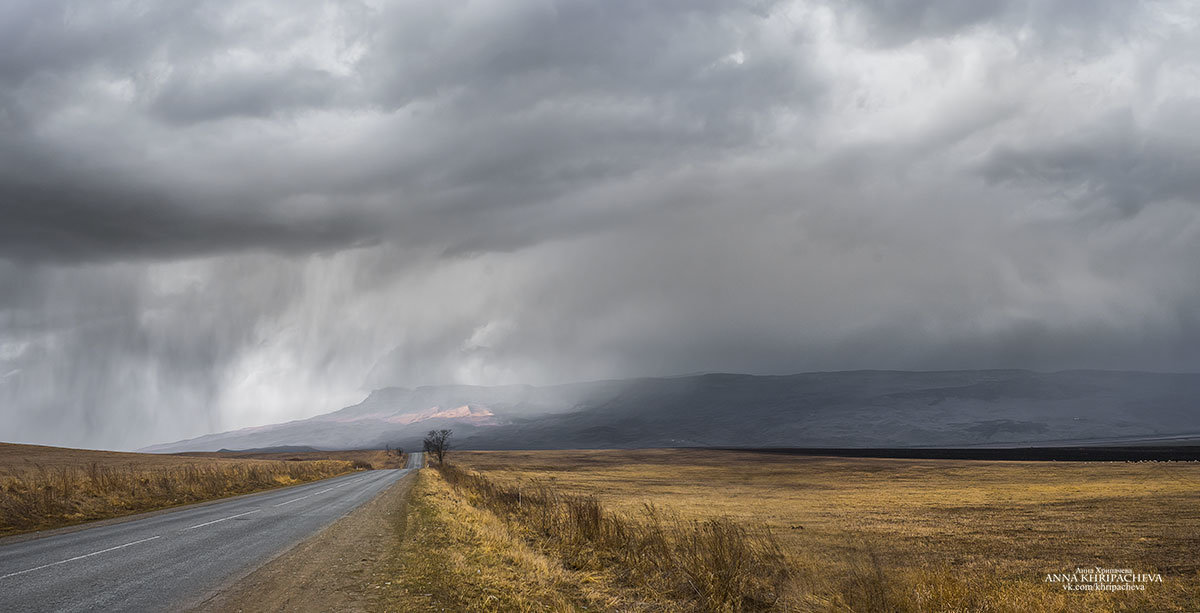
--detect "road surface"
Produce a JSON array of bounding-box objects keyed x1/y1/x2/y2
[{"x1": 0, "y1": 452, "x2": 423, "y2": 612}]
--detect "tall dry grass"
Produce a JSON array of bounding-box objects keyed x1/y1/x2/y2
[
  {"x1": 438, "y1": 463, "x2": 791, "y2": 611},
  {"x1": 0, "y1": 459, "x2": 357, "y2": 535}
]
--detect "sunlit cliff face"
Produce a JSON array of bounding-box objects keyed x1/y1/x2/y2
[{"x1": 3, "y1": 0, "x2": 1200, "y2": 449}]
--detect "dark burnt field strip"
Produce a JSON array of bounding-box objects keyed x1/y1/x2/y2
[{"x1": 718, "y1": 446, "x2": 1200, "y2": 461}]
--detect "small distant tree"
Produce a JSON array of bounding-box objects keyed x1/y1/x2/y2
[{"x1": 423, "y1": 429, "x2": 452, "y2": 464}]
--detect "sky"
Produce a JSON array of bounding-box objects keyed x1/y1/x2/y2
[{"x1": 3, "y1": 0, "x2": 1200, "y2": 450}]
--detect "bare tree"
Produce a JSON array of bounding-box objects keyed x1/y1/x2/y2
[{"x1": 423, "y1": 429, "x2": 452, "y2": 464}]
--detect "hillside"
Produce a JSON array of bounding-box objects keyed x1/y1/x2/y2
[{"x1": 141, "y1": 370, "x2": 1200, "y2": 453}]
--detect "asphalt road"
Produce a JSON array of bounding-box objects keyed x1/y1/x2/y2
[{"x1": 0, "y1": 452, "x2": 423, "y2": 612}]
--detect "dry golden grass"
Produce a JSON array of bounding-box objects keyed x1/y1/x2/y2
[
  {"x1": 0, "y1": 442, "x2": 363, "y2": 536},
  {"x1": 449, "y1": 449, "x2": 1200, "y2": 612},
  {"x1": 180, "y1": 448, "x2": 408, "y2": 469},
  {"x1": 434, "y1": 462, "x2": 792, "y2": 612},
  {"x1": 379, "y1": 468, "x2": 637, "y2": 612}
]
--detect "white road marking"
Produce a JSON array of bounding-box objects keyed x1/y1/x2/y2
[
  {"x1": 272, "y1": 487, "x2": 326, "y2": 506},
  {"x1": 0, "y1": 535, "x2": 162, "y2": 580},
  {"x1": 182, "y1": 509, "x2": 261, "y2": 531},
  {"x1": 273, "y1": 475, "x2": 368, "y2": 506}
]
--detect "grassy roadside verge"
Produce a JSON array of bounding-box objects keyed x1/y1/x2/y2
[
  {"x1": 389, "y1": 463, "x2": 1200, "y2": 612},
  {"x1": 380, "y1": 467, "x2": 641, "y2": 612},
  {"x1": 0, "y1": 459, "x2": 363, "y2": 536},
  {"x1": 437, "y1": 463, "x2": 790, "y2": 611}
]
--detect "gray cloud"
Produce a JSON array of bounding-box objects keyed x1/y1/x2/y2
[
  {"x1": 983, "y1": 108, "x2": 1200, "y2": 218},
  {"x1": 0, "y1": 0, "x2": 813, "y2": 264},
  {"x1": 152, "y1": 66, "x2": 344, "y2": 124},
  {"x1": 847, "y1": 0, "x2": 1143, "y2": 48},
  {"x1": 2, "y1": 0, "x2": 1200, "y2": 449}
]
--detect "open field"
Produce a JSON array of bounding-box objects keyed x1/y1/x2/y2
[
  {"x1": 442, "y1": 449, "x2": 1200, "y2": 611},
  {"x1": 0, "y1": 442, "x2": 369, "y2": 536}
]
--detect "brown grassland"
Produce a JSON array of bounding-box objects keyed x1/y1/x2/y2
[
  {"x1": 385, "y1": 449, "x2": 1200, "y2": 612},
  {"x1": 180, "y1": 447, "x2": 408, "y2": 469},
  {"x1": 0, "y1": 442, "x2": 372, "y2": 537}
]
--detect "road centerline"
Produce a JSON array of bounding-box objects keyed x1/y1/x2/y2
[
  {"x1": 274, "y1": 491, "x2": 321, "y2": 507},
  {"x1": 274, "y1": 476, "x2": 367, "y2": 506},
  {"x1": 0, "y1": 535, "x2": 162, "y2": 581},
  {"x1": 183, "y1": 509, "x2": 261, "y2": 531}
]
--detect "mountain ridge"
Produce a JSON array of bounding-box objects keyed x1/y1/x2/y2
[{"x1": 140, "y1": 370, "x2": 1200, "y2": 453}]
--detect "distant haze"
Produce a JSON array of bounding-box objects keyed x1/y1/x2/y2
[
  {"x1": 3, "y1": 1, "x2": 1200, "y2": 450},
  {"x1": 143, "y1": 371, "x2": 1200, "y2": 453}
]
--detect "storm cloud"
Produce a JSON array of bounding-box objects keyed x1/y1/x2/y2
[{"x1": 2, "y1": 0, "x2": 1200, "y2": 449}]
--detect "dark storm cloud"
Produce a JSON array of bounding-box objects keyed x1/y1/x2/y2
[
  {"x1": 0, "y1": 175, "x2": 381, "y2": 262},
  {"x1": 983, "y1": 109, "x2": 1200, "y2": 218},
  {"x1": 2, "y1": 0, "x2": 1200, "y2": 449},
  {"x1": 0, "y1": 0, "x2": 811, "y2": 263}
]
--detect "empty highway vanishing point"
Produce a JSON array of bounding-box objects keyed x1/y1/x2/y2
[{"x1": 0, "y1": 453, "x2": 423, "y2": 612}]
